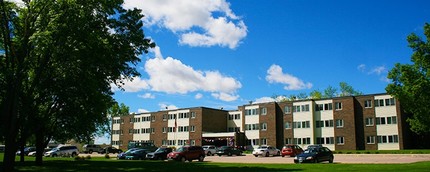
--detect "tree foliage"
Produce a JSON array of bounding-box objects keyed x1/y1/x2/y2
[
  {"x1": 0, "y1": 0, "x2": 154, "y2": 170},
  {"x1": 386, "y1": 23, "x2": 430, "y2": 134}
]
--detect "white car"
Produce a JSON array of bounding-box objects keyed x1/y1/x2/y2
[
  {"x1": 252, "y1": 145, "x2": 280, "y2": 157},
  {"x1": 202, "y1": 145, "x2": 218, "y2": 156},
  {"x1": 44, "y1": 145, "x2": 79, "y2": 157}
]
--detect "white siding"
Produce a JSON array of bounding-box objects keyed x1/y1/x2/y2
[{"x1": 293, "y1": 101, "x2": 314, "y2": 148}]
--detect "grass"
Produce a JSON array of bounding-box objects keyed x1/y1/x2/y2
[{"x1": 1, "y1": 153, "x2": 430, "y2": 172}]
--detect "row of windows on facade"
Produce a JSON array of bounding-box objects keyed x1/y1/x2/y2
[
  {"x1": 112, "y1": 126, "x2": 197, "y2": 135},
  {"x1": 161, "y1": 140, "x2": 196, "y2": 146},
  {"x1": 112, "y1": 112, "x2": 198, "y2": 124},
  {"x1": 113, "y1": 116, "x2": 397, "y2": 135}
]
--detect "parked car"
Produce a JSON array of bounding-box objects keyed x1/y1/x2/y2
[
  {"x1": 117, "y1": 148, "x2": 139, "y2": 160},
  {"x1": 44, "y1": 145, "x2": 79, "y2": 157},
  {"x1": 294, "y1": 146, "x2": 334, "y2": 163},
  {"x1": 125, "y1": 148, "x2": 149, "y2": 160},
  {"x1": 281, "y1": 144, "x2": 303, "y2": 157},
  {"x1": 202, "y1": 145, "x2": 218, "y2": 156},
  {"x1": 99, "y1": 146, "x2": 122, "y2": 154},
  {"x1": 216, "y1": 146, "x2": 242, "y2": 156},
  {"x1": 28, "y1": 148, "x2": 52, "y2": 157},
  {"x1": 82, "y1": 144, "x2": 103, "y2": 154},
  {"x1": 146, "y1": 147, "x2": 173, "y2": 160},
  {"x1": 16, "y1": 147, "x2": 36, "y2": 156},
  {"x1": 167, "y1": 146, "x2": 205, "y2": 162},
  {"x1": 252, "y1": 145, "x2": 280, "y2": 157}
]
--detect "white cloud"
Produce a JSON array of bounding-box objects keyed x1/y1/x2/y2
[
  {"x1": 138, "y1": 93, "x2": 155, "y2": 99},
  {"x1": 357, "y1": 64, "x2": 366, "y2": 72},
  {"x1": 150, "y1": 46, "x2": 163, "y2": 59},
  {"x1": 254, "y1": 95, "x2": 287, "y2": 104},
  {"x1": 159, "y1": 103, "x2": 178, "y2": 110},
  {"x1": 145, "y1": 56, "x2": 241, "y2": 101},
  {"x1": 211, "y1": 92, "x2": 239, "y2": 102},
  {"x1": 265, "y1": 64, "x2": 312, "y2": 90},
  {"x1": 137, "y1": 109, "x2": 150, "y2": 113},
  {"x1": 195, "y1": 93, "x2": 203, "y2": 99},
  {"x1": 123, "y1": 0, "x2": 247, "y2": 49},
  {"x1": 369, "y1": 66, "x2": 387, "y2": 75},
  {"x1": 254, "y1": 97, "x2": 275, "y2": 104},
  {"x1": 111, "y1": 76, "x2": 149, "y2": 92}
]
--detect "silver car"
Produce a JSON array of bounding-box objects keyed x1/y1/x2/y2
[
  {"x1": 202, "y1": 145, "x2": 218, "y2": 156},
  {"x1": 252, "y1": 145, "x2": 280, "y2": 157}
]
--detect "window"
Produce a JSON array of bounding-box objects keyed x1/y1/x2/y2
[
  {"x1": 285, "y1": 138, "x2": 293, "y2": 144},
  {"x1": 325, "y1": 120, "x2": 334, "y2": 127},
  {"x1": 336, "y1": 136, "x2": 344, "y2": 145},
  {"x1": 376, "y1": 117, "x2": 386, "y2": 125},
  {"x1": 293, "y1": 105, "x2": 301, "y2": 112},
  {"x1": 336, "y1": 119, "x2": 344, "y2": 128},
  {"x1": 335, "y1": 102, "x2": 342, "y2": 110},
  {"x1": 316, "y1": 137, "x2": 325, "y2": 144},
  {"x1": 228, "y1": 114, "x2": 234, "y2": 120},
  {"x1": 285, "y1": 106, "x2": 291, "y2": 114},
  {"x1": 316, "y1": 121, "x2": 324, "y2": 128},
  {"x1": 364, "y1": 100, "x2": 372, "y2": 108},
  {"x1": 163, "y1": 114, "x2": 167, "y2": 121},
  {"x1": 301, "y1": 104, "x2": 310, "y2": 112},
  {"x1": 293, "y1": 122, "x2": 301, "y2": 128},
  {"x1": 285, "y1": 122, "x2": 291, "y2": 129},
  {"x1": 387, "y1": 116, "x2": 397, "y2": 124},
  {"x1": 375, "y1": 99, "x2": 384, "y2": 107},
  {"x1": 261, "y1": 123, "x2": 267, "y2": 131},
  {"x1": 324, "y1": 103, "x2": 333, "y2": 110},
  {"x1": 365, "y1": 118, "x2": 374, "y2": 126},
  {"x1": 234, "y1": 114, "x2": 240, "y2": 120},
  {"x1": 191, "y1": 112, "x2": 196, "y2": 118},
  {"x1": 326, "y1": 137, "x2": 334, "y2": 144},
  {"x1": 315, "y1": 104, "x2": 324, "y2": 111},
  {"x1": 366, "y1": 136, "x2": 375, "y2": 144},
  {"x1": 261, "y1": 108, "x2": 267, "y2": 115},
  {"x1": 151, "y1": 115, "x2": 156, "y2": 122},
  {"x1": 261, "y1": 138, "x2": 267, "y2": 145},
  {"x1": 385, "y1": 98, "x2": 395, "y2": 106},
  {"x1": 294, "y1": 138, "x2": 301, "y2": 144},
  {"x1": 302, "y1": 138, "x2": 311, "y2": 144},
  {"x1": 190, "y1": 125, "x2": 195, "y2": 132},
  {"x1": 190, "y1": 139, "x2": 196, "y2": 146}
]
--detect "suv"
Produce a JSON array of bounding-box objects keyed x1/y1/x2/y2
[
  {"x1": 202, "y1": 145, "x2": 217, "y2": 156},
  {"x1": 167, "y1": 146, "x2": 205, "y2": 162},
  {"x1": 281, "y1": 144, "x2": 303, "y2": 157},
  {"x1": 44, "y1": 145, "x2": 79, "y2": 157},
  {"x1": 82, "y1": 144, "x2": 103, "y2": 154}
]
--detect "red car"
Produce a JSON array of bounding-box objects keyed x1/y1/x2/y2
[
  {"x1": 167, "y1": 146, "x2": 205, "y2": 162},
  {"x1": 281, "y1": 144, "x2": 303, "y2": 157}
]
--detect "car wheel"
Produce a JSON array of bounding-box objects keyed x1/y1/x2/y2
[
  {"x1": 237, "y1": 152, "x2": 242, "y2": 156},
  {"x1": 228, "y1": 152, "x2": 232, "y2": 156},
  {"x1": 89, "y1": 150, "x2": 93, "y2": 154},
  {"x1": 198, "y1": 155, "x2": 204, "y2": 162},
  {"x1": 329, "y1": 156, "x2": 334, "y2": 163},
  {"x1": 314, "y1": 158, "x2": 318, "y2": 163},
  {"x1": 180, "y1": 157, "x2": 186, "y2": 162},
  {"x1": 277, "y1": 151, "x2": 280, "y2": 156},
  {"x1": 265, "y1": 152, "x2": 269, "y2": 157},
  {"x1": 71, "y1": 152, "x2": 77, "y2": 157},
  {"x1": 254, "y1": 155, "x2": 258, "y2": 157},
  {"x1": 207, "y1": 151, "x2": 212, "y2": 156}
]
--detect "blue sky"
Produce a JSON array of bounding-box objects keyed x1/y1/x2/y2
[
  {"x1": 95, "y1": 0, "x2": 430, "y2": 144},
  {"x1": 112, "y1": 0, "x2": 430, "y2": 115}
]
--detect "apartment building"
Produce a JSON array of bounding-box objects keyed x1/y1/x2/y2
[{"x1": 111, "y1": 93, "x2": 411, "y2": 151}]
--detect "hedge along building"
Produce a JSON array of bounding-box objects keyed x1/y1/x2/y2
[{"x1": 111, "y1": 93, "x2": 412, "y2": 151}]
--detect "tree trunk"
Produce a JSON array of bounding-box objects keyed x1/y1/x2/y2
[{"x1": 35, "y1": 127, "x2": 45, "y2": 165}]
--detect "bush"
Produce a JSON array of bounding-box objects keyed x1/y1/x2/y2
[
  {"x1": 104, "y1": 154, "x2": 110, "y2": 159},
  {"x1": 74, "y1": 156, "x2": 85, "y2": 161}
]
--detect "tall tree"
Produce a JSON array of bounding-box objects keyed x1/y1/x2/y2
[
  {"x1": 0, "y1": 0, "x2": 154, "y2": 170},
  {"x1": 323, "y1": 85, "x2": 337, "y2": 98},
  {"x1": 386, "y1": 23, "x2": 430, "y2": 134},
  {"x1": 339, "y1": 82, "x2": 363, "y2": 96},
  {"x1": 309, "y1": 90, "x2": 323, "y2": 99}
]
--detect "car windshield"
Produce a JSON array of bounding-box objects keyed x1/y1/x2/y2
[
  {"x1": 303, "y1": 149, "x2": 317, "y2": 154},
  {"x1": 155, "y1": 148, "x2": 166, "y2": 152},
  {"x1": 176, "y1": 147, "x2": 186, "y2": 152},
  {"x1": 51, "y1": 148, "x2": 59, "y2": 151},
  {"x1": 219, "y1": 146, "x2": 229, "y2": 150},
  {"x1": 258, "y1": 146, "x2": 268, "y2": 149}
]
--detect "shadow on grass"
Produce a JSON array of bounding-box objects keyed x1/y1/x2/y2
[{"x1": 6, "y1": 159, "x2": 303, "y2": 172}]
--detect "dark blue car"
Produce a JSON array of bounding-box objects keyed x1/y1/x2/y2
[{"x1": 294, "y1": 146, "x2": 334, "y2": 163}]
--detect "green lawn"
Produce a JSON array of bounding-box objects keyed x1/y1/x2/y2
[{"x1": 1, "y1": 154, "x2": 430, "y2": 172}]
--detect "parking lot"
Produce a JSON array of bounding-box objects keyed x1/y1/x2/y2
[{"x1": 81, "y1": 153, "x2": 430, "y2": 164}]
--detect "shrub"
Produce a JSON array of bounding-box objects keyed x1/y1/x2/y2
[
  {"x1": 86, "y1": 155, "x2": 91, "y2": 160},
  {"x1": 104, "y1": 154, "x2": 110, "y2": 159}
]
